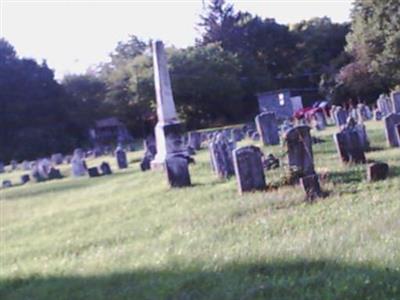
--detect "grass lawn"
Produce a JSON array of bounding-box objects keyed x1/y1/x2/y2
[{"x1": 0, "y1": 121, "x2": 399, "y2": 299}]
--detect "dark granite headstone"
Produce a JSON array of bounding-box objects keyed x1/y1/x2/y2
[
  {"x1": 284, "y1": 126, "x2": 315, "y2": 176},
  {"x1": 21, "y1": 174, "x2": 30, "y2": 184},
  {"x1": 165, "y1": 156, "x2": 191, "y2": 188},
  {"x1": 255, "y1": 112, "x2": 280, "y2": 145},
  {"x1": 188, "y1": 131, "x2": 201, "y2": 150},
  {"x1": 367, "y1": 162, "x2": 389, "y2": 182},
  {"x1": 48, "y1": 167, "x2": 63, "y2": 180},
  {"x1": 333, "y1": 130, "x2": 366, "y2": 164},
  {"x1": 300, "y1": 174, "x2": 322, "y2": 201},
  {"x1": 140, "y1": 156, "x2": 151, "y2": 171},
  {"x1": 100, "y1": 162, "x2": 112, "y2": 175},
  {"x1": 88, "y1": 167, "x2": 101, "y2": 177},
  {"x1": 233, "y1": 146, "x2": 266, "y2": 194},
  {"x1": 115, "y1": 148, "x2": 128, "y2": 169},
  {"x1": 384, "y1": 113, "x2": 400, "y2": 147}
]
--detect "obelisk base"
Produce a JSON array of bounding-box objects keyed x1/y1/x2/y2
[{"x1": 150, "y1": 122, "x2": 187, "y2": 171}]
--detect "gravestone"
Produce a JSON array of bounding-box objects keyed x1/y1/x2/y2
[
  {"x1": 209, "y1": 133, "x2": 235, "y2": 179},
  {"x1": 377, "y1": 94, "x2": 393, "y2": 116},
  {"x1": 373, "y1": 109, "x2": 382, "y2": 121},
  {"x1": 21, "y1": 160, "x2": 30, "y2": 170},
  {"x1": 263, "y1": 153, "x2": 280, "y2": 170},
  {"x1": 51, "y1": 153, "x2": 64, "y2": 165},
  {"x1": 2, "y1": 180, "x2": 12, "y2": 188},
  {"x1": 100, "y1": 162, "x2": 112, "y2": 175},
  {"x1": 71, "y1": 149, "x2": 87, "y2": 177},
  {"x1": 48, "y1": 167, "x2": 63, "y2": 180},
  {"x1": 391, "y1": 91, "x2": 400, "y2": 113},
  {"x1": 165, "y1": 156, "x2": 191, "y2": 187},
  {"x1": 334, "y1": 107, "x2": 347, "y2": 128},
  {"x1": 284, "y1": 126, "x2": 315, "y2": 176},
  {"x1": 64, "y1": 155, "x2": 72, "y2": 164},
  {"x1": 151, "y1": 40, "x2": 188, "y2": 169},
  {"x1": 233, "y1": 146, "x2": 266, "y2": 194},
  {"x1": 31, "y1": 165, "x2": 45, "y2": 182},
  {"x1": 21, "y1": 174, "x2": 30, "y2": 184},
  {"x1": 10, "y1": 160, "x2": 18, "y2": 170},
  {"x1": 115, "y1": 147, "x2": 128, "y2": 169},
  {"x1": 251, "y1": 131, "x2": 260, "y2": 141},
  {"x1": 367, "y1": 162, "x2": 389, "y2": 182},
  {"x1": 0, "y1": 162, "x2": 4, "y2": 173},
  {"x1": 188, "y1": 131, "x2": 201, "y2": 150},
  {"x1": 255, "y1": 112, "x2": 280, "y2": 145},
  {"x1": 396, "y1": 123, "x2": 400, "y2": 146},
  {"x1": 313, "y1": 111, "x2": 326, "y2": 131},
  {"x1": 333, "y1": 130, "x2": 366, "y2": 164},
  {"x1": 232, "y1": 128, "x2": 244, "y2": 142},
  {"x1": 88, "y1": 167, "x2": 101, "y2": 177},
  {"x1": 384, "y1": 113, "x2": 400, "y2": 147},
  {"x1": 37, "y1": 158, "x2": 52, "y2": 180},
  {"x1": 300, "y1": 174, "x2": 323, "y2": 201}
]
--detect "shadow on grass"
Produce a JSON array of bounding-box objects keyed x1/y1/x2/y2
[
  {"x1": 389, "y1": 165, "x2": 400, "y2": 177},
  {"x1": 0, "y1": 260, "x2": 399, "y2": 300},
  {"x1": 327, "y1": 167, "x2": 364, "y2": 184}
]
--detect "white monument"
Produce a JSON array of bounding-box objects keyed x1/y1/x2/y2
[{"x1": 151, "y1": 40, "x2": 187, "y2": 169}]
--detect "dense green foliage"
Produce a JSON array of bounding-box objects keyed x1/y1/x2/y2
[
  {"x1": 1, "y1": 121, "x2": 399, "y2": 299},
  {"x1": 1, "y1": 0, "x2": 399, "y2": 161}
]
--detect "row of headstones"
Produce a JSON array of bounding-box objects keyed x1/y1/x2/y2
[
  {"x1": 376, "y1": 91, "x2": 400, "y2": 117},
  {"x1": 1, "y1": 147, "x2": 130, "y2": 189}
]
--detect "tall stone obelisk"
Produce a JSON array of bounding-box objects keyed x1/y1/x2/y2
[{"x1": 151, "y1": 40, "x2": 187, "y2": 170}]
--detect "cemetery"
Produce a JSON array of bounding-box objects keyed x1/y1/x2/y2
[{"x1": 1, "y1": 0, "x2": 400, "y2": 299}]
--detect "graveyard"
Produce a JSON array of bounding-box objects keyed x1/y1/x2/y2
[{"x1": 1, "y1": 120, "x2": 400, "y2": 299}]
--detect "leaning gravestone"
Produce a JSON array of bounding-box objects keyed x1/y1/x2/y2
[
  {"x1": 391, "y1": 91, "x2": 400, "y2": 113},
  {"x1": 71, "y1": 149, "x2": 87, "y2": 177},
  {"x1": 284, "y1": 126, "x2": 315, "y2": 177},
  {"x1": 384, "y1": 113, "x2": 400, "y2": 147},
  {"x1": 188, "y1": 131, "x2": 201, "y2": 150},
  {"x1": 333, "y1": 129, "x2": 366, "y2": 164},
  {"x1": 100, "y1": 162, "x2": 112, "y2": 175},
  {"x1": 165, "y1": 156, "x2": 191, "y2": 187},
  {"x1": 233, "y1": 145, "x2": 266, "y2": 194},
  {"x1": 209, "y1": 133, "x2": 235, "y2": 179},
  {"x1": 115, "y1": 147, "x2": 128, "y2": 169},
  {"x1": 367, "y1": 162, "x2": 389, "y2": 182},
  {"x1": 255, "y1": 112, "x2": 280, "y2": 145}
]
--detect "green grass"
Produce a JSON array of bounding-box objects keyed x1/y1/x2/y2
[{"x1": 0, "y1": 121, "x2": 399, "y2": 300}]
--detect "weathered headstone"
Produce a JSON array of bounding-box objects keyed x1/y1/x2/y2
[
  {"x1": 251, "y1": 131, "x2": 260, "y2": 141},
  {"x1": 300, "y1": 174, "x2": 323, "y2": 201},
  {"x1": 384, "y1": 113, "x2": 400, "y2": 147},
  {"x1": 100, "y1": 162, "x2": 112, "y2": 175},
  {"x1": 188, "y1": 131, "x2": 201, "y2": 150},
  {"x1": 48, "y1": 167, "x2": 63, "y2": 180},
  {"x1": 395, "y1": 123, "x2": 400, "y2": 147},
  {"x1": 232, "y1": 128, "x2": 244, "y2": 142},
  {"x1": 165, "y1": 156, "x2": 191, "y2": 187},
  {"x1": 373, "y1": 109, "x2": 382, "y2": 121},
  {"x1": 313, "y1": 111, "x2": 326, "y2": 131},
  {"x1": 334, "y1": 107, "x2": 347, "y2": 128},
  {"x1": 284, "y1": 126, "x2": 315, "y2": 176},
  {"x1": 333, "y1": 130, "x2": 366, "y2": 164},
  {"x1": 209, "y1": 133, "x2": 235, "y2": 179},
  {"x1": 390, "y1": 91, "x2": 400, "y2": 113},
  {"x1": 10, "y1": 160, "x2": 18, "y2": 171},
  {"x1": 233, "y1": 146, "x2": 266, "y2": 194},
  {"x1": 151, "y1": 40, "x2": 188, "y2": 169},
  {"x1": 255, "y1": 112, "x2": 280, "y2": 145},
  {"x1": 21, "y1": 160, "x2": 30, "y2": 170},
  {"x1": 367, "y1": 162, "x2": 389, "y2": 182},
  {"x1": 88, "y1": 167, "x2": 101, "y2": 177},
  {"x1": 21, "y1": 174, "x2": 30, "y2": 184},
  {"x1": 71, "y1": 149, "x2": 87, "y2": 177},
  {"x1": 377, "y1": 94, "x2": 393, "y2": 116},
  {"x1": 51, "y1": 153, "x2": 64, "y2": 165},
  {"x1": 115, "y1": 147, "x2": 128, "y2": 169},
  {"x1": 37, "y1": 158, "x2": 52, "y2": 179}
]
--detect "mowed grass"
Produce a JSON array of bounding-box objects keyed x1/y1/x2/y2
[{"x1": 0, "y1": 121, "x2": 399, "y2": 300}]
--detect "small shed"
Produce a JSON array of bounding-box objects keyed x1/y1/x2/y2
[{"x1": 89, "y1": 117, "x2": 133, "y2": 146}]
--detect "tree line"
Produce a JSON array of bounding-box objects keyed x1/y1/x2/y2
[{"x1": 0, "y1": 0, "x2": 399, "y2": 162}]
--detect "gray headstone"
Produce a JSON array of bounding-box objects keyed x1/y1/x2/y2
[
  {"x1": 390, "y1": 91, "x2": 400, "y2": 113},
  {"x1": 88, "y1": 167, "x2": 101, "y2": 177},
  {"x1": 10, "y1": 160, "x2": 18, "y2": 171},
  {"x1": 377, "y1": 94, "x2": 393, "y2": 116},
  {"x1": 367, "y1": 162, "x2": 389, "y2": 182},
  {"x1": 384, "y1": 113, "x2": 400, "y2": 147},
  {"x1": 37, "y1": 158, "x2": 52, "y2": 179},
  {"x1": 209, "y1": 134, "x2": 235, "y2": 179},
  {"x1": 395, "y1": 123, "x2": 400, "y2": 147},
  {"x1": 0, "y1": 162, "x2": 4, "y2": 173},
  {"x1": 2, "y1": 180, "x2": 12, "y2": 188},
  {"x1": 284, "y1": 126, "x2": 315, "y2": 176},
  {"x1": 165, "y1": 156, "x2": 191, "y2": 188},
  {"x1": 188, "y1": 131, "x2": 201, "y2": 150},
  {"x1": 300, "y1": 174, "x2": 322, "y2": 201},
  {"x1": 71, "y1": 149, "x2": 87, "y2": 177},
  {"x1": 334, "y1": 107, "x2": 347, "y2": 128},
  {"x1": 21, "y1": 174, "x2": 30, "y2": 184},
  {"x1": 51, "y1": 153, "x2": 64, "y2": 165},
  {"x1": 255, "y1": 112, "x2": 280, "y2": 145},
  {"x1": 333, "y1": 130, "x2": 366, "y2": 164},
  {"x1": 373, "y1": 109, "x2": 382, "y2": 121},
  {"x1": 313, "y1": 111, "x2": 326, "y2": 131},
  {"x1": 233, "y1": 145, "x2": 266, "y2": 194},
  {"x1": 115, "y1": 147, "x2": 128, "y2": 169},
  {"x1": 232, "y1": 128, "x2": 244, "y2": 142}
]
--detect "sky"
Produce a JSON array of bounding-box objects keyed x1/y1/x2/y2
[{"x1": 0, "y1": 0, "x2": 353, "y2": 79}]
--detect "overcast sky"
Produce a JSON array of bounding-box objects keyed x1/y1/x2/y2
[{"x1": 1, "y1": 0, "x2": 353, "y2": 79}]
